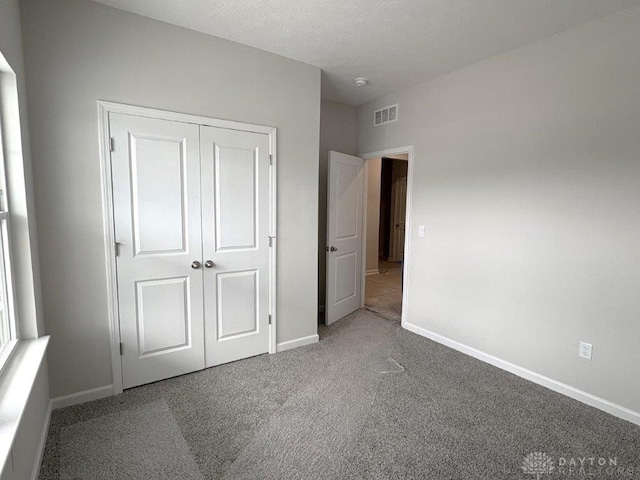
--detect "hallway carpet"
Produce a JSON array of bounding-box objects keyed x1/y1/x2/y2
[
  {"x1": 365, "y1": 260, "x2": 403, "y2": 320},
  {"x1": 39, "y1": 310, "x2": 640, "y2": 479}
]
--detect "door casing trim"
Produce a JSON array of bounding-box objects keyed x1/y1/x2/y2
[
  {"x1": 358, "y1": 146, "x2": 414, "y2": 329},
  {"x1": 98, "y1": 101, "x2": 277, "y2": 395}
]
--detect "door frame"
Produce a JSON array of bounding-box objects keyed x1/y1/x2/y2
[
  {"x1": 97, "y1": 101, "x2": 277, "y2": 395},
  {"x1": 388, "y1": 162, "x2": 408, "y2": 262},
  {"x1": 358, "y1": 146, "x2": 414, "y2": 328}
]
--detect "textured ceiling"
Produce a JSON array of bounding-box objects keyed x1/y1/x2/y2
[{"x1": 91, "y1": 0, "x2": 640, "y2": 106}]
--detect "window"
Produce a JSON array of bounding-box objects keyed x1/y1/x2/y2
[{"x1": 0, "y1": 68, "x2": 18, "y2": 368}]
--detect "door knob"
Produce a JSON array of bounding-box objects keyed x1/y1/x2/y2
[
  {"x1": 330, "y1": 246, "x2": 337, "y2": 252},
  {"x1": 191, "y1": 261, "x2": 202, "y2": 269},
  {"x1": 204, "y1": 260, "x2": 214, "y2": 268}
]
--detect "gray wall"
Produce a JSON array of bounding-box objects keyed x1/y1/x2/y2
[
  {"x1": 21, "y1": 0, "x2": 321, "y2": 398},
  {"x1": 358, "y1": 5, "x2": 640, "y2": 413},
  {"x1": 0, "y1": 1, "x2": 49, "y2": 478},
  {"x1": 318, "y1": 100, "x2": 357, "y2": 310}
]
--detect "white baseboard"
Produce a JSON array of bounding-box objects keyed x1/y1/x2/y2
[
  {"x1": 403, "y1": 321, "x2": 640, "y2": 427},
  {"x1": 50, "y1": 384, "x2": 114, "y2": 410},
  {"x1": 30, "y1": 401, "x2": 52, "y2": 480},
  {"x1": 365, "y1": 269, "x2": 380, "y2": 276},
  {"x1": 277, "y1": 334, "x2": 319, "y2": 353}
]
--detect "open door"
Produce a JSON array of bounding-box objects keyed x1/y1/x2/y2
[{"x1": 325, "y1": 151, "x2": 364, "y2": 324}]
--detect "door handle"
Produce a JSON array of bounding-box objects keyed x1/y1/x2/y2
[
  {"x1": 204, "y1": 260, "x2": 214, "y2": 268},
  {"x1": 191, "y1": 261, "x2": 202, "y2": 269},
  {"x1": 330, "y1": 246, "x2": 337, "y2": 252}
]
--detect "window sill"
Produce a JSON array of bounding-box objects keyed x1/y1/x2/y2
[{"x1": 0, "y1": 336, "x2": 49, "y2": 474}]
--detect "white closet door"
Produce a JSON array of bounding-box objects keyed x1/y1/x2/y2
[
  {"x1": 111, "y1": 113, "x2": 205, "y2": 389},
  {"x1": 200, "y1": 126, "x2": 271, "y2": 367}
]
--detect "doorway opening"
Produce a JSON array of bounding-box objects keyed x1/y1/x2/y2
[
  {"x1": 364, "y1": 155, "x2": 408, "y2": 321},
  {"x1": 324, "y1": 146, "x2": 412, "y2": 326}
]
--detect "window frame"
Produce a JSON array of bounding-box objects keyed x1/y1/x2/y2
[{"x1": 0, "y1": 57, "x2": 20, "y2": 371}]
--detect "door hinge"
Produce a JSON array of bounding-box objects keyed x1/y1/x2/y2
[
  {"x1": 269, "y1": 154, "x2": 273, "y2": 166},
  {"x1": 114, "y1": 242, "x2": 121, "y2": 257},
  {"x1": 268, "y1": 314, "x2": 272, "y2": 325},
  {"x1": 119, "y1": 342, "x2": 123, "y2": 355},
  {"x1": 109, "y1": 138, "x2": 115, "y2": 152},
  {"x1": 269, "y1": 236, "x2": 274, "y2": 247}
]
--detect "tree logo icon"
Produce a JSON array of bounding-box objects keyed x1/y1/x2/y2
[{"x1": 522, "y1": 452, "x2": 555, "y2": 479}]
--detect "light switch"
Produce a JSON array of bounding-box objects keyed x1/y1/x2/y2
[{"x1": 417, "y1": 225, "x2": 425, "y2": 238}]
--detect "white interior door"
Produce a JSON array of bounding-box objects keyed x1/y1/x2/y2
[
  {"x1": 325, "y1": 151, "x2": 364, "y2": 324},
  {"x1": 200, "y1": 126, "x2": 271, "y2": 367},
  {"x1": 111, "y1": 113, "x2": 205, "y2": 389}
]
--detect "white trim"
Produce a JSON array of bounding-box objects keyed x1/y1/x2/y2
[
  {"x1": 50, "y1": 384, "x2": 114, "y2": 410},
  {"x1": 97, "y1": 101, "x2": 275, "y2": 135},
  {"x1": 358, "y1": 146, "x2": 414, "y2": 330},
  {"x1": 269, "y1": 129, "x2": 277, "y2": 356},
  {"x1": 403, "y1": 321, "x2": 640, "y2": 427},
  {"x1": 97, "y1": 101, "x2": 277, "y2": 394},
  {"x1": 276, "y1": 334, "x2": 319, "y2": 353},
  {"x1": 0, "y1": 340, "x2": 18, "y2": 376},
  {"x1": 0, "y1": 52, "x2": 23, "y2": 362},
  {"x1": 0, "y1": 337, "x2": 49, "y2": 476},
  {"x1": 360, "y1": 161, "x2": 368, "y2": 309},
  {"x1": 97, "y1": 103, "x2": 123, "y2": 396},
  {"x1": 365, "y1": 269, "x2": 380, "y2": 276},
  {"x1": 30, "y1": 400, "x2": 51, "y2": 480}
]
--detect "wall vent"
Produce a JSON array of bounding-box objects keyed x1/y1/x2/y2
[{"x1": 374, "y1": 104, "x2": 398, "y2": 126}]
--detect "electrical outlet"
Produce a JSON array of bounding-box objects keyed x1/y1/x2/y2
[
  {"x1": 417, "y1": 225, "x2": 425, "y2": 238},
  {"x1": 579, "y1": 342, "x2": 593, "y2": 360}
]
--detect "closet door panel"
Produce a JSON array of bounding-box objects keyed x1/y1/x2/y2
[
  {"x1": 200, "y1": 126, "x2": 271, "y2": 367},
  {"x1": 111, "y1": 113, "x2": 205, "y2": 389}
]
